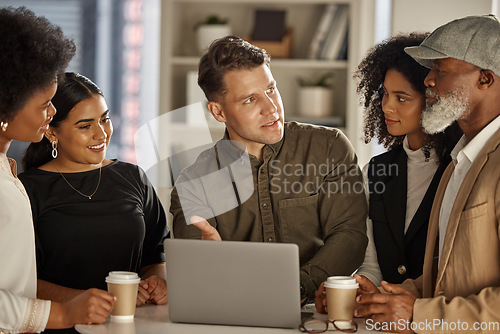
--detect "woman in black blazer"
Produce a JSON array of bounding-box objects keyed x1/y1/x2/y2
[
  {"x1": 314, "y1": 32, "x2": 462, "y2": 314},
  {"x1": 353, "y1": 33, "x2": 462, "y2": 285}
]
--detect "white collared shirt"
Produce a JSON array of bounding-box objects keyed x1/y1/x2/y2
[{"x1": 439, "y1": 115, "x2": 500, "y2": 263}]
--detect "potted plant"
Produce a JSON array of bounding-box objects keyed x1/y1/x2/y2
[
  {"x1": 297, "y1": 72, "x2": 335, "y2": 118},
  {"x1": 194, "y1": 15, "x2": 232, "y2": 54}
]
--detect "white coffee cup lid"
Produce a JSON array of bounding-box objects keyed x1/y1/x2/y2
[
  {"x1": 105, "y1": 271, "x2": 141, "y2": 284},
  {"x1": 324, "y1": 276, "x2": 359, "y2": 289}
]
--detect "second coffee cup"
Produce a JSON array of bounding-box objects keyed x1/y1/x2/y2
[
  {"x1": 324, "y1": 276, "x2": 359, "y2": 322},
  {"x1": 106, "y1": 271, "x2": 141, "y2": 322}
]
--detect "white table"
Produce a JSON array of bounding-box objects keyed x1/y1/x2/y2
[{"x1": 76, "y1": 304, "x2": 373, "y2": 334}]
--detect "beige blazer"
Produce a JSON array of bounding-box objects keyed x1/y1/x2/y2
[{"x1": 402, "y1": 128, "x2": 500, "y2": 334}]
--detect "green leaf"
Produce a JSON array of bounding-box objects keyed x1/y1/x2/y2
[
  {"x1": 194, "y1": 15, "x2": 229, "y2": 30},
  {"x1": 297, "y1": 72, "x2": 334, "y2": 88}
]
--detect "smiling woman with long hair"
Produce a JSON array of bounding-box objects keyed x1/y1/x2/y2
[{"x1": 19, "y1": 73, "x2": 169, "y2": 334}]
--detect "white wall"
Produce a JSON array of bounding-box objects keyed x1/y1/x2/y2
[{"x1": 391, "y1": 0, "x2": 494, "y2": 34}]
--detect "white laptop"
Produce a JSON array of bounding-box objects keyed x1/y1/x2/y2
[{"x1": 164, "y1": 238, "x2": 301, "y2": 328}]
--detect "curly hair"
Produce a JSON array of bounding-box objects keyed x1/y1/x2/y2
[
  {"x1": 0, "y1": 6, "x2": 76, "y2": 122},
  {"x1": 354, "y1": 32, "x2": 461, "y2": 163},
  {"x1": 23, "y1": 73, "x2": 103, "y2": 170},
  {"x1": 198, "y1": 36, "x2": 271, "y2": 102}
]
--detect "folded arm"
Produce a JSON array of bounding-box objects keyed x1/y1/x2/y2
[
  {"x1": 412, "y1": 286, "x2": 500, "y2": 334},
  {"x1": 138, "y1": 262, "x2": 168, "y2": 305}
]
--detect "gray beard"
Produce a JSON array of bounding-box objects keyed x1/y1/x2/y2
[{"x1": 421, "y1": 88, "x2": 470, "y2": 134}]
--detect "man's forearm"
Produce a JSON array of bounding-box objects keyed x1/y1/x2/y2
[{"x1": 140, "y1": 262, "x2": 167, "y2": 281}]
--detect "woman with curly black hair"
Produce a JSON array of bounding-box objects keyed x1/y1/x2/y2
[
  {"x1": 0, "y1": 6, "x2": 115, "y2": 332},
  {"x1": 315, "y1": 33, "x2": 462, "y2": 314},
  {"x1": 353, "y1": 33, "x2": 462, "y2": 286}
]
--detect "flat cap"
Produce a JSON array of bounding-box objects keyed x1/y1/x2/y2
[{"x1": 405, "y1": 14, "x2": 500, "y2": 75}]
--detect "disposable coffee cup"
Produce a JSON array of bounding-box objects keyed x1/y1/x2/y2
[
  {"x1": 324, "y1": 276, "x2": 359, "y2": 322},
  {"x1": 106, "y1": 271, "x2": 141, "y2": 322}
]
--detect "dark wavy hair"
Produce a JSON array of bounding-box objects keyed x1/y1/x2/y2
[
  {"x1": 354, "y1": 32, "x2": 462, "y2": 162},
  {"x1": 198, "y1": 36, "x2": 271, "y2": 102},
  {"x1": 0, "y1": 6, "x2": 76, "y2": 123},
  {"x1": 23, "y1": 73, "x2": 104, "y2": 170}
]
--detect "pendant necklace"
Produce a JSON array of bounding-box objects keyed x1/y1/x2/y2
[{"x1": 59, "y1": 167, "x2": 102, "y2": 200}]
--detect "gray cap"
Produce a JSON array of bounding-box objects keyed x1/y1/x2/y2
[{"x1": 404, "y1": 14, "x2": 500, "y2": 75}]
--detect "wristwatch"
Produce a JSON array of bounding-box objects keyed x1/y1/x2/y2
[{"x1": 300, "y1": 282, "x2": 308, "y2": 306}]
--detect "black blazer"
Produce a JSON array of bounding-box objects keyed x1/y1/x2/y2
[{"x1": 367, "y1": 146, "x2": 450, "y2": 284}]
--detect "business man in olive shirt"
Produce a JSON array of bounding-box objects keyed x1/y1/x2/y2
[{"x1": 170, "y1": 36, "x2": 367, "y2": 303}]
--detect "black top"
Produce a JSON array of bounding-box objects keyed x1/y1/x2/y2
[
  {"x1": 19, "y1": 160, "x2": 168, "y2": 291},
  {"x1": 367, "y1": 147, "x2": 450, "y2": 283}
]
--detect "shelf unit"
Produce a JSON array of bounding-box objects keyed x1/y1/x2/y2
[{"x1": 159, "y1": 0, "x2": 375, "y2": 165}]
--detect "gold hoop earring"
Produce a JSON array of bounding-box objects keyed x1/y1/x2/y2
[
  {"x1": 51, "y1": 140, "x2": 58, "y2": 159},
  {"x1": 0, "y1": 121, "x2": 8, "y2": 132}
]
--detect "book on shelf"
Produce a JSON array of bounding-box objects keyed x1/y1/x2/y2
[
  {"x1": 337, "y1": 26, "x2": 349, "y2": 60},
  {"x1": 321, "y1": 4, "x2": 349, "y2": 60},
  {"x1": 307, "y1": 4, "x2": 337, "y2": 59},
  {"x1": 309, "y1": 4, "x2": 349, "y2": 60},
  {"x1": 318, "y1": 5, "x2": 341, "y2": 59}
]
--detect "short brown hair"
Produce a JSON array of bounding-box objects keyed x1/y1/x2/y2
[{"x1": 198, "y1": 36, "x2": 271, "y2": 102}]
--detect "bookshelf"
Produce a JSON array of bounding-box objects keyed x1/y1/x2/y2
[{"x1": 159, "y1": 0, "x2": 374, "y2": 164}]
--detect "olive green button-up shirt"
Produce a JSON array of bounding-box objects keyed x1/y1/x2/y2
[{"x1": 170, "y1": 122, "x2": 368, "y2": 300}]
